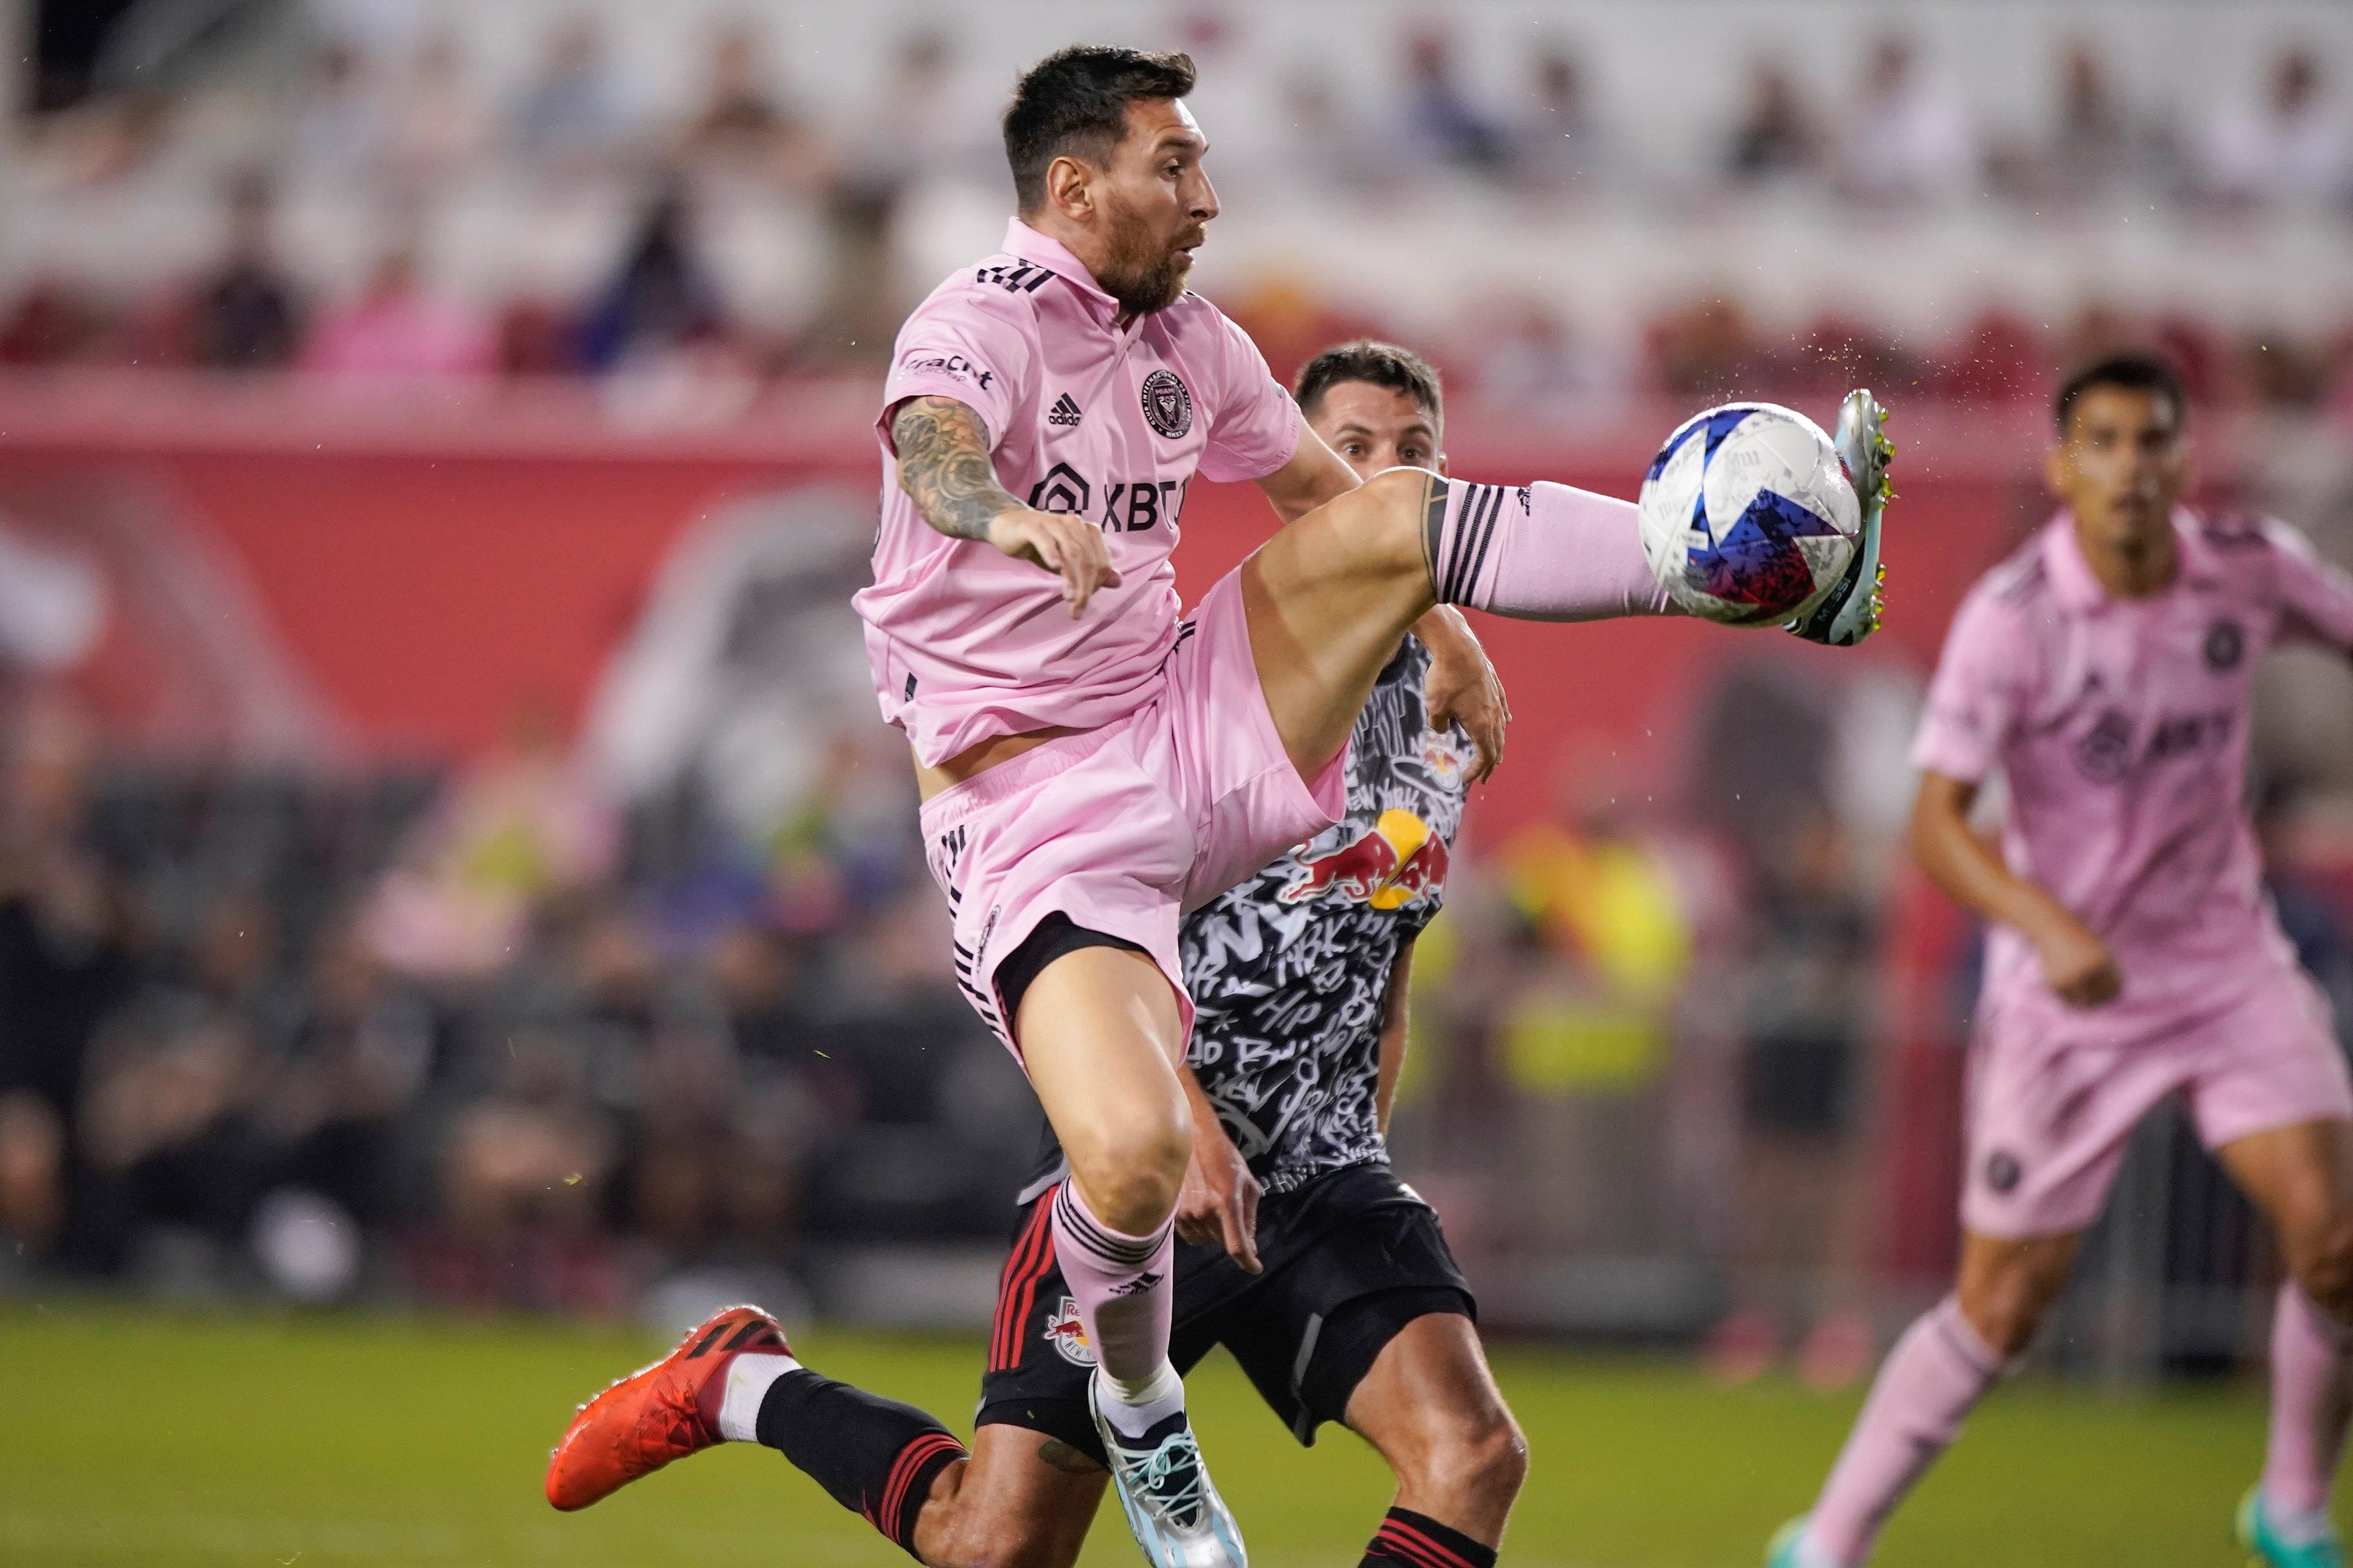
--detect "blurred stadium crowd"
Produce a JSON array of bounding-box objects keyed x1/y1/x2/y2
[
  {"x1": 1, "y1": 1, "x2": 2350, "y2": 409},
  {"x1": 1, "y1": 0, "x2": 2352, "y2": 1385}
]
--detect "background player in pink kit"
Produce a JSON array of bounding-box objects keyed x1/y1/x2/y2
[
  {"x1": 1769, "y1": 354, "x2": 2353, "y2": 1568},
  {"x1": 547, "y1": 44, "x2": 1888, "y2": 1568}
]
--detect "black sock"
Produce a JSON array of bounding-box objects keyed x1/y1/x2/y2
[
  {"x1": 1362, "y1": 1506, "x2": 1499, "y2": 1568},
  {"x1": 755, "y1": 1371, "x2": 967, "y2": 1559}
]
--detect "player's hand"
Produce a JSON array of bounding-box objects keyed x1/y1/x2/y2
[
  {"x1": 2036, "y1": 916, "x2": 2121, "y2": 1008},
  {"x1": 1417, "y1": 606, "x2": 1509, "y2": 782},
  {"x1": 986, "y1": 507, "x2": 1123, "y2": 618},
  {"x1": 1176, "y1": 1125, "x2": 1263, "y2": 1274}
]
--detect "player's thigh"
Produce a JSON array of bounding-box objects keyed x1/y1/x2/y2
[
  {"x1": 2217, "y1": 1119, "x2": 2353, "y2": 1270},
  {"x1": 1015, "y1": 945, "x2": 1192, "y2": 1225},
  {"x1": 920, "y1": 1423, "x2": 1104, "y2": 1568},
  {"x1": 2194, "y1": 972, "x2": 2353, "y2": 1270},
  {"x1": 1241, "y1": 467, "x2": 1438, "y2": 776},
  {"x1": 1343, "y1": 1311, "x2": 1524, "y2": 1487},
  {"x1": 1954, "y1": 1229, "x2": 2081, "y2": 1356}
]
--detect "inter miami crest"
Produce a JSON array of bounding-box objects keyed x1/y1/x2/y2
[
  {"x1": 1140, "y1": 368, "x2": 1193, "y2": 439},
  {"x1": 2073, "y1": 707, "x2": 2134, "y2": 784},
  {"x1": 2204, "y1": 618, "x2": 2245, "y2": 672}
]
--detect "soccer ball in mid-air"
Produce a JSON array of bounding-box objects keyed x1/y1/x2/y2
[{"x1": 1637, "y1": 403, "x2": 1862, "y2": 626}]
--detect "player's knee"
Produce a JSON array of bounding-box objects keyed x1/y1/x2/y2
[
  {"x1": 2290, "y1": 1212, "x2": 2353, "y2": 1319},
  {"x1": 1459, "y1": 1409, "x2": 1529, "y2": 1508},
  {"x1": 1958, "y1": 1270, "x2": 2055, "y2": 1359},
  {"x1": 1064, "y1": 1114, "x2": 1192, "y2": 1235},
  {"x1": 1408, "y1": 1405, "x2": 1528, "y2": 1514}
]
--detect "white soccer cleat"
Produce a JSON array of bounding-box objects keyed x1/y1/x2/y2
[
  {"x1": 1786, "y1": 388, "x2": 1895, "y2": 647},
  {"x1": 1088, "y1": 1376, "x2": 1248, "y2": 1568}
]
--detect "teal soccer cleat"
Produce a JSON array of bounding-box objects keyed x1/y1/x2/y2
[
  {"x1": 1766, "y1": 1516, "x2": 1825, "y2": 1568},
  {"x1": 2239, "y1": 1487, "x2": 2347, "y2": 1568},
  {"x1": 1786, "y1": 388, "x2": 1895, "y2": 649},
  {"x1": 1088, "y1": 1376, "x2": 1247, "y2": 1568},
  {"x1": 1765, "y1": 1516, "x2": 1853, "y2": 1568}
]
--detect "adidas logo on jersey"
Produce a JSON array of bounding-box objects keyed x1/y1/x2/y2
[{"x1": 1047, "y1": 393, "x2": 1082, "y2": 428}]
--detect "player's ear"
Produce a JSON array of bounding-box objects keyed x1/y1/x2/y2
[
  {"x1": 1044, "y1": 154, "x2": 1095, "y2": 222},
  {"x1": 1435, "y1": 452, "x2": 1449, "y2": 478}
]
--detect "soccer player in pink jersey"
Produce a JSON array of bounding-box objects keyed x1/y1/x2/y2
[
  {"x1": 545, "y1": 46, "x2": 1888, "y2": 1568},
  {"x1": 1769, "y1": 354, "x2": 2353, "y2": 1568}
]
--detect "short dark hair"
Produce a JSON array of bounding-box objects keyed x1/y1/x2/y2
[
  {"x1": 2055, "y1": 352, "x2": 2187, "y2": 434},
  {"x1": 1293, "y1": 340, "x2": 1445, "y2": 427},
  {"x1": 1004, "y1": 46, "x2": 1197, "y2": 214}
]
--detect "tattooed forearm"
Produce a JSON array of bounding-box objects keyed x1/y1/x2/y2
[
  {"x1": 1036, "y1": 1438, "x2": 1106, "y2": 1476},
  {"x1": 892, "y1": 396, "x2": 1020, "y2": 542}
]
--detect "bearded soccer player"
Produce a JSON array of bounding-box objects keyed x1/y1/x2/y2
[
  {"x1": 1768, "y1": 354, "x2": 2353, "y2": 1568},
  {"x1": 924, "y1": 340, "x2": 1524, "y2": 1568},
  {"x1": 547, "y1": 46, "x2": 1889, "y2": 1568}
]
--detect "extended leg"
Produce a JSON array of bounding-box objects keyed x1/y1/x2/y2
[
  {"x1": 1244, "y1": 469, "x2": 1669, "y2": 776},
  {"x1": 1787, "y1": 1231, "x2": 2077, "y2": 1566},
  {"x1": 722, "y1": 1349, "x2": 1101, "y2": 1567},
  {"x1": 2219, "y1": 1120, "x2": 2353, "y2": 1548},
  {"x1": 1344, "y1": 1313, "x2": 1528, "y2": 1566}
]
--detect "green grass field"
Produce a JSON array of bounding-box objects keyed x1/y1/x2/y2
[{"x1": 0, "y1": 1305, "x2": 2310, "y2": 1567}]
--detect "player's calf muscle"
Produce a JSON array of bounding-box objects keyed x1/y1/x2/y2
[
  {"x1": 1349, "y1": 1315, "x2": 1527, "y2": 1540},
  {"x1": 912, "y1": 1448, "x2": 1092, "y2": 1568}
]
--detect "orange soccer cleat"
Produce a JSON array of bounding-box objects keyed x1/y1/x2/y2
[{"x1": 545, "y1": 1304, "x2": 790, "y2": 1511}]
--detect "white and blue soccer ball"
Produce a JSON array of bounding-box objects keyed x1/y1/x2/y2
[{"x1": 1636, "y1": 402, "x2": 1861, "y2": 626}]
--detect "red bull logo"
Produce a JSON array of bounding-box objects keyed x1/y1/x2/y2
[
  {"x1": 1043, "y1": 1296, "x2": 1095, "y2": 1366},
  {"x1": 1279, "y1": 809, "x2": 1448, "y2": 910}
]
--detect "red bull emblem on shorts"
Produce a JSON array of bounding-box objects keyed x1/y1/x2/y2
[
  {"x1": 1278, "y1": 809, "x2": 1448, "y2": 910},
  {"x1": 1043, "y1": 1297, "x2": 1096, "y2": 1366}
]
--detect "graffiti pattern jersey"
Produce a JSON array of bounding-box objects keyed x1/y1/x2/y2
[{"x1": 1179, "y1": 636, "x2": 1473, "y2": 1194}]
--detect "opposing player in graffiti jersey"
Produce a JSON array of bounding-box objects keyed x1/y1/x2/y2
[
  {"x1": 547, "y1": 44, "x2": 1888, "y2": 1568},
  {"x1": 1769, "y1": 355, "x2": 2353, "y2": 1568}
]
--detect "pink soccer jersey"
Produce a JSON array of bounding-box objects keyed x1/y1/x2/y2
[
  {"x1": 854, "y1": 218, "x2": 1303, "y2": 767},
  {"x1": 1912, "y1": 510, "x2": 2353, "y2": 1016}
]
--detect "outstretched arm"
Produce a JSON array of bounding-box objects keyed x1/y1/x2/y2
[
  {"x1": 889, "y1": 395, "x2": 1123, "y2": 617},
  {"x1": 1911, "y1": 771, "x2": 2118, "y2": 1008}
]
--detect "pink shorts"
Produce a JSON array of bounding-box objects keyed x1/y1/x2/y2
[
  {"x1": 916, "y1": 566, "x2": 1345, "y2": 1055},
  {"x1": 1962, "y1": 961, "x2": 2353, "y2": 1238}
]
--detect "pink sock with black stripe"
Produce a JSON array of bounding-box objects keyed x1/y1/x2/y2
[
  {"x1": 1050, "y1": 1180, "x2": 1180, "y2": 1436},
  {"x1": 1423, "y1": 477, "x2": 1673, "y2": 621}
]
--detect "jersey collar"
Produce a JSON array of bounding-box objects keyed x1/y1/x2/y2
[
  {"x1": 2042, "y1": 507, "x2": 2220, "y2": 614},
  {"x1": 1002, "y1": 218, "x2": 1121, "y2": 320}
]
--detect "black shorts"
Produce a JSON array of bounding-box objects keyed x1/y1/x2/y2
[{"x1": 975, "y1": 1163, "x2": 1474, "y2": 1464}]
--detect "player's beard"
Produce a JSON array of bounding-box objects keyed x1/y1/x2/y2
[{"x1": 1096, "y1": 202, "x2": 1194, "y2": 318}]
